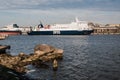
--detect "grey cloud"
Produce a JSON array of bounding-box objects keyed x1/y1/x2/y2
[{"x1": 0, "y1": 0, "x2": 119, "y2": 11}]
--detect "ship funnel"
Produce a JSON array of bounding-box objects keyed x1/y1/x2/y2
[{"x1": 38, "y1": 21, "x2": 44, "y2": 28}]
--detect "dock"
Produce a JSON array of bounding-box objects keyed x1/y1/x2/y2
[
  {"x1": 0, "y1": 45, "x2": 10, "y2": 53},
  {"x1": 93, "y1": 27, "x2": 120, "y2": 35}
]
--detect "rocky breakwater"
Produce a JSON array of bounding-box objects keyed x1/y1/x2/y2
[{"x1": 0, "y1": 44, "x2": 63, "y2": 73}]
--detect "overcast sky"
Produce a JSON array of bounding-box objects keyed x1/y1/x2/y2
[{"x1": 0, "y1": 0, "x2": 120, "y2": 27}]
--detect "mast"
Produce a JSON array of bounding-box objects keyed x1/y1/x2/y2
[{"x1": 75, "y1": 17, "x2": 79, "y2": 22}]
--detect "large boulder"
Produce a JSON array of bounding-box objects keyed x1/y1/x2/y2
[{"x1": 34, "y1": 44, "x2": 55, "y2": 55}]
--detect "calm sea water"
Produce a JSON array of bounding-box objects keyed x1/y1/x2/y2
[{"x1": 0, "y1": 35, "x2": 120, "y2": 80}]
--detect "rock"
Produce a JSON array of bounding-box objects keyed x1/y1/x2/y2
[
  {"x1": 53, "y1": 59, "x2": 58, "y2": 71},
  {"x1": 0, "y1": 65, "x2": 30, "y2": 80},
  {"x1": 18, "y1": 52, "x2": 25, "y2": 56},
  {"x1": 53, "y1": 48, "x2": 63, "y2": 55},
  {"x1": 34, "y1": 44, "x2": 55, "y2": 53},
  {"x1": 18, "y1": 52, "x2": 28, "y2": 60},
  {"x1": 0, "y1": 44, "x2": 64, "y2": 73},
  {"x1": 34, "y1": 50, "x2": 45, "y2": 56}
]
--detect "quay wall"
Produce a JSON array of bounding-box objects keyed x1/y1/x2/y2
[{"x1": 92, "y1": 27, "x2": 120, "y2": 35}]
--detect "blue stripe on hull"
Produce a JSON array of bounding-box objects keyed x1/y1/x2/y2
[
  {"x1": 27, "y1": 30, "x2": 93, "y2": 35},
  {"x1": 60, "y1": 30, "x2": 93, "y2": 35},
  {"x1": 28, "y1": 31, "x2": 53, "y2": 35}
]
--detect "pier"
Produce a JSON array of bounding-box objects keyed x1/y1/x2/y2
[
  {"x1": 91, "y1": 23, "x2": 120, "y2": 35},
  {"x1": 93, "y1": 27, "x2": 120, "y2": 35}
]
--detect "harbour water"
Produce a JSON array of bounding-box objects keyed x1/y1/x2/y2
[{"x1": 0, "y1": 35, "x2": 120, "y2": 80}]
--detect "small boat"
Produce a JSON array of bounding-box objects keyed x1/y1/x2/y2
[
  {"x1": 27, "y1": 18, "x2": 94, "y2": 35},
  {"x1": 0, "y1": 24, "x2": 22, "y2": 36}
]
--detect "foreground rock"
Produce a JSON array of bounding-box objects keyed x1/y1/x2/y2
[
  {"x1": 0, "y1": 64, "x2": 30, "y2": 80},
  {"x1": 0, "y1": 44, "x2": 63, "y2": 73}
]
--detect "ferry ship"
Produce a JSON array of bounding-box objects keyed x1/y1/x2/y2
[
  {"x1": 0, "y1": 24, "x2": 22, "y2": 36},
  {"x1": 27, "y1": 18, "x2": 94, "y2": 35}
]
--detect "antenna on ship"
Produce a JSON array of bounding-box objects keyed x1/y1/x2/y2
[{"x1": 75, "y1": 17, "x2": 79, "y2": 22}]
